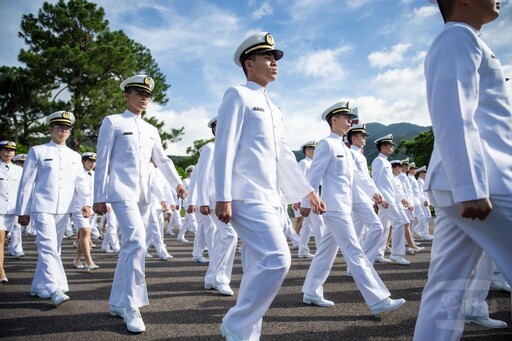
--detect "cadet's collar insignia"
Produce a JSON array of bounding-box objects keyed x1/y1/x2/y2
[
  {"x1": 44, "y1": 158, "x2": 53, "y2": 161},
  {"x1": 336, "y1": 155, "x2": 344, "y2": 158},
  {"x1": 252, "y1": 107, "x2": 264, "y2": 112}
]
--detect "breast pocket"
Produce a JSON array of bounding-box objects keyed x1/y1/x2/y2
[{"x1": 248, "y1": 110, "x2": 271, "y2": 140}]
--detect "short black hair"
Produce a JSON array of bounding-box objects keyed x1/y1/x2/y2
[
  {"x1": 437, "y1": 0, "x2": 455, "y2": 23},
  {"x1": 242, "y1": 54, "x2": 258, "y2": 77}
]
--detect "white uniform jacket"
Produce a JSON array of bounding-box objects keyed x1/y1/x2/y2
[
  {"x1": 94, "y1": 110, "x2": 182, "y2": 204},
  {"x1": 0, "y1": 161, "x2": 23, "y2": 215},
  {"x1": 350, "y1": 146, "x2": 380, "y2": 205},
  {"x1": 214, "y1": 81, "x2": 313, "y2": 206},
  {"x1": 371, "y1": 153, "x2": 397, "y2": 206},
  {"x1": 16, "y1": 141, "x2": 88, "y2": 215},
  {"x1": 417, "y1": 177, "x2": 429, "y2": 205},
  {"x1": 407, "y1": 174, "x2": 422, "y2": 206},
  {"x1": 304, "y1": 133, "x2": 353, "y2": 214},
  {"x1": 424, "y1": 22, "x2": 512, "y2": 205},
  {"x1": 149, "y1": 164, "x2": 167, "y2": 207},
  {"x1": 398, "y1": 172, "x2": 414, "y2": 206},
  {"x1": 195, "y1": 142, "x2": 216, "y2": 208}
]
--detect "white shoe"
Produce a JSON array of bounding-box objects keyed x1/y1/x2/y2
[
  {"x1": 110, "y1": 305, "x2": 125, "y2": 318},
  {"x1": 465, "y1": 316, "x2": 508, "y2": 329},
  {"x1": 370, "y1": 297, "x2": 406, "y2": 316},
  {"x1": 490, "y1": 273, "x2": 511, "y2": 292},
  {"x1": 160, "y1": 253, "x2": 173, "y2": 261},
  {"x1": 205, "y1": 283, "x2": 234, "y2": 296},
  {"x1": 15, "y1": 252, "x2": 25, "y2": 258},
  {"x1": 420, "y1": 234, "x2": 433, "y2": 241},
  {"x1": 193, "y1": 256, "x2": 209, "y2": 263},
  {"x1": 389, "y1": 255, "x2": 411, "y2": 265},
  {"x1": 102, "y1": 248, "x2": 114, "y2": 254},
  {"x1": 346, "y1": 268, "x2": 352, "y2": 277},
  {"x1": 298, "y1": 252, "x2": 314, "y2": 259},
  {"x1": 30, "y1": 288, "x2": 51, "y2": 298},
  {"x1": 51, "y1": 290, "x2": 70, "y2": 306},
  {"x1": 408, "y1": 246, "x2": 425, "y2": 252},
  {"x1": 145, "y1": 252, "x2": 153, "y2": 258},
  {"x1": 124, "y1": 308, "x2": 146, "y2": 333},
  {"x1": 220, "y1": 323, "x2": 248, "y2": 341},
  {"x1": 303, "y1": 293, "x2": 335, "y2": 307},
  {"x1": 177, "y1": 237, "x2": 189, "y2": 243},
  {"x1": 375, "y1": 255, "x2": 391, "y2": 264}
]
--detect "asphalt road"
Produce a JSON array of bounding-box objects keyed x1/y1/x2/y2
[{"x1": 1, "y1": 227, "x2": 511, "y2": 340}]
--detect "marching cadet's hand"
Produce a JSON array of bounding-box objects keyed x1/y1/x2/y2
[
  {"x1": 18, "y1": 215, "x2": 30, "y2": 226},
  {"x1": 93, "y1": 202, "x2": 110, "y2": 215},
  {"x1": 408, "y1": 205, "x2": 414, "y2": 212},
  {"x1": 292, "y1": 202, "x2": 301, "y2": 211},
  {"x1": 82, "y1": 206, "x2": 92, "y2": 218},
  {"x1": 380, "y1": 199, "x2": 389, "y2": 209},
  {"x1": 200, "y1": 205, "x2": 210, "y2": 215},
  {"x1": 423, "y1": 201, "x2": 429, "y2": 206},
  {"x1": 170, "y1": 204, "x2": 175, "y2": 210},
  {"x1": 161, "y1": 201, "x2": 168, "y2": 212},
  {"x1": 401, "y1": 199, "x2": 409, "y2": 208},
  {"x1": 187, "y1": 205, "x2": 195, "y2": 214},
  {"x1": 176, "y1": 184, "x2": 187, "y2": 199},
  {"x1": 306, "y1": 191, "x2": 326, "y2": 215},
  {"x1": 300, "y1": 207, "x2": 311, "y2": 217},
  {"x1": 216, "y1": 202, "x2": 232, "y2": 224},
  {"x1": 373, "y1": 193, "x2": 383, "y2": 204},
  {"x1": 461, "y1": 198, "x2": 492, "y2": 221}
]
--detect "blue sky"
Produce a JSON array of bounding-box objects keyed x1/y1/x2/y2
[{"x1": 1, "y1": 0, "x2": 511, "y2": 155}]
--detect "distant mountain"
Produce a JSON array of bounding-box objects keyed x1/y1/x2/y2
[{"x1": 293, "y1": 122, "x2": 431, "y2": 167}]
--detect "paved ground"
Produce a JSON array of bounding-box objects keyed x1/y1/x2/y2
[{"x1": 1, "y1": 227, "x2": 511, "y2": 340}]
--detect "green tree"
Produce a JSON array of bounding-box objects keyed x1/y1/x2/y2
[
  {"x1": 185, "y1": 138, "x2": 215, "y2": 165},
  {"x1": 396, "y1": 129, "x2": 434, "y2": 168},
  {"x1": 0, "y1": 66, "x2": 51, "y2": 145},
  {"x1": 17, "y1": 0, "x2": 183, "y2": 150}
]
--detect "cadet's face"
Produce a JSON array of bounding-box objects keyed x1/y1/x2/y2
[
  {"x1": 246, "y1": 52, "x2": 277, "y2": 87},
  {"x1": 381, "y1": 143, "x2": 394, "y2": 156},
  {"x1": 83, "y1": 159, "x2": 96, "y2": 171},
  {"x1": 0, "y1": 148, "x2": 15, "y2": 163},
  {"x1": 352, "y1": 133, "x2": 367, "y2": 148},
  {"x1": 125, "y1": 90, "x2": 151, "y2": 115},
  {"x1": 475, "y1": 0, "x2": 500, "y2": 24},
  {"x1": 392, "y1": 166, "x2": 401, "y2": 175},
  {"x1": 49, "y1": 124, "x2": 71, "y2": 145},
  {"x1": 305, "y1": 147, "x2": 315, "y2": 158},
  {"x1": 332, "y1": 114, "x2": 352, "y2": 135}
]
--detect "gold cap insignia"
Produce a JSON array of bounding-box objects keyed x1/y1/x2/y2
[
  {"x1": 63, "y1": 111, "x2": 70, "y2": 119},
  {"x1": 265, "y1": 33, "x2": 274, "y2": 47},
  {"x1": 144, "y1": 76, "x2": 153, "y2": 86}
]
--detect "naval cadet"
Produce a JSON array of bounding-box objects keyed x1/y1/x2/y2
[
  {"x1": 300, "y1": 101, "x2": 405, "y2": 316},
  {"x1": 196, "y1": 117, "x2": 238, "y2": 296},
  {"x1": 93, "y1": 74, "x2": 186, "y2": 333},
  {"x1": 73, "y1": 152, "x2": 99, "y2": 270},
  {"x1": 347, "y1": 123, "x2": 387, "y2": 266},
  {"x1": 296, "y1": 141, "x2": 325, "y2": 259},
  {"x1": 0, "y1": 141, "x2": 23, "y2": 284},
  {"x1": 214, "y1": 31, "x2": 325, "y2": 340},
  {"x1": 16, "y1": 111, "x2": 90, "y2": 306},
  {"x1": 415, "y1": 1, "x2": 512, "y2": 339},
  {"x1": 371, "y1": 134, "x2": 410, "y2": 265}
]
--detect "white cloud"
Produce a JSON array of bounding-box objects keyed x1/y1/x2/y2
[
  {"x1": 147, "y1": 103, "x2": 213, "y2": 155},
  {"x1": 368, "y1": 43, "x2": 411, "y2": 69},
  {"x1": 291, "y1": 47, "x2": 348, "y2": 79},
  {"x1": 413, "y1": 6, "x2": 438, "y2": 19},
  {"x1": 252, "y1": 2, "x2": 273, "y2": 19}
]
